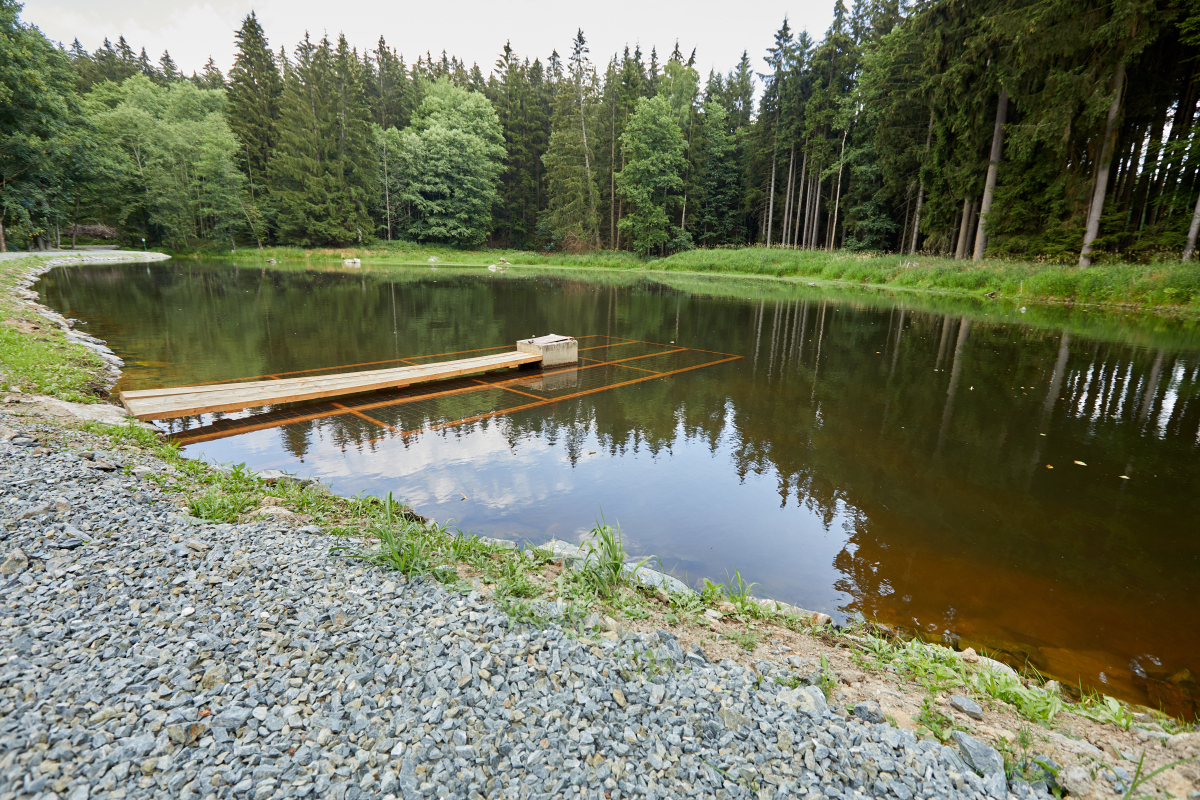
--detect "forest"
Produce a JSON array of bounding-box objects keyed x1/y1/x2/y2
[{"x1": 2, "y1": 0, "x2": 1199, "y2": 264}]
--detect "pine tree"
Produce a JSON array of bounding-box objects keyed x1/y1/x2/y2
[
  {"x1": 158, "y1": 51, "x2": 179, "y2": 83},
  {"x1": 269, "y1": 33, "x2": 376, "y2": 245},
  {"x1": 228, "y1": 12, "x2": 283, "y2": 199},
  {"x1": 541, "y1": 30, "x2": 601, "y2": 250}
]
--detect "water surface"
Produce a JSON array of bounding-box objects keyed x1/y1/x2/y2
[{"x1": 39, "y1": 261, "x2": 1200, "y2": 716}]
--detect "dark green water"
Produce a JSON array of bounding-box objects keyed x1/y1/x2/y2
[{"x1": 38, "y1": 261, "x2": 1200, "y2": 716}]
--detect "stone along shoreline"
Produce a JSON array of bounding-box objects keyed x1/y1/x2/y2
[{"x1": 0, "y1": 423, "x2": 1077, "y2": 800}]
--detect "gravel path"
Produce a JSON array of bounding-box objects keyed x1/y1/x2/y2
[{"x1": 0, "y1": 431, "x2": 1053, "y2": 800}]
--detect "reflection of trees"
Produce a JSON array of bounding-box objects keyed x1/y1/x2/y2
[{"x1": 281, "y1": 420, "x2": 313, "y2": 461}]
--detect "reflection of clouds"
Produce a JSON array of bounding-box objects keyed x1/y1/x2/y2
[
  {"x1": 185, "y1": 410, "x2": 859, "y2": 617},
  {"x1": 301, "y1": 418, "x2": 560, "y2": 512}
]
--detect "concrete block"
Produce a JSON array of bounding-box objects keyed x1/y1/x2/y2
[{"x1": 517, "y1": 334, "x2": 577, "y2": 367}]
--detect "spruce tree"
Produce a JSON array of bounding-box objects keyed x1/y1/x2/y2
[
  {"x1": 228, "y1": 12, "x2": 283, "y2": 198},
  {"x1": 269, "y1": 33, "x2": 376, "y2": 245},
  {"x1": 541, "y1": 30, "x2": 601, "y2": 250}
]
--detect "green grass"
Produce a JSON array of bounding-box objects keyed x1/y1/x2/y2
[
  {"x1": 176, "y1": 240, "x2": 1200, "y2": 314},
  {"x1": 655, "y1": 249, "x2": 1200, "y2": 310},
  {"x1": 0, "y1": 325, "x2": 107, "y2": 401},
  {"x1": 0, "y1": 253, "x2": 111, "y2": 401}
]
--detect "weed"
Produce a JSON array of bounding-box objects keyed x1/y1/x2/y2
[
  {"x1": 612, "y1": 592, "x2": 651, "y2": 620},
  {"x1": 625, "y1": 648, "x2": 663, "y2": 681},
  {"x1": 188, "y1": 489, "x2": 255, "y2": 522},
  {"x1": 1072, "y1": 691, "x2": 1133, "y2": 730},
  {"x1": 576, "y1": 519, "x2": 634, "y2": 599},
  {"x1": 491, "y1": 559, "x2": 540, "y2": 599},
  {"x1": 1110, "y1": 750, "x2": 1196, "y2": 800},
  {"x1": 915, "y1": 695, "x2": 956, "y2": 743},
  {"x1": 723, "y1": 568, "x2": 759, "y2": 613},
  {"x1": 975, "y1": 668, "x2": 1064, "y2": 723},
  {"x1": 774, "y1": 675, "x2": 803, "y2": 689},
  {"x1": 816, "y1": 654, "x2": 837, "y2": 699},
  {"x1": 725, "y1": 629, "x2": 760, "y2": 652},
  {"x1": 498, "y1": 597, "x2": 550, "y2": 628}
]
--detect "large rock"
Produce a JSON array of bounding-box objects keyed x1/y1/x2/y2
[
  {"x1": 752, "y1": 597, "x2": 834, "y2": 627},
  {"x1": 853, "y1": 701, "x2": 886, "y2": 724},
  {"x1": 777, "y1": 685, "x2": 827, "y2": 716},
  {"x1": 622, "y1": 562, "x2": 692, "y2": 595},
  {"x1": 1060, "y1": 766, "x2": 1092, "y2": 796},
  {"x1": 950, "y1": 694, "x2": 984, "y2": 720},
  {"x1": 0, "y1": 548, "x2": 28, "y2": 574},
  {"x1": 952, "y1": 731, "x2": 1005, "y2": 778}
]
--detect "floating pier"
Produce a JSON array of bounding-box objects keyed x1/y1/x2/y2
[{"x1": 119, "y1": 335, "x2": 578, "y2": 421}]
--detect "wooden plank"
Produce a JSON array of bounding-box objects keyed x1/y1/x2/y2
[{"x1": 120, "y1": 351, "x2": 541, "y2": 421}]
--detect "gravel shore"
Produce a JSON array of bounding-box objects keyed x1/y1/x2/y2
[{"x1": 0, "y1": 420, "x2": 1072, "y2": 800}]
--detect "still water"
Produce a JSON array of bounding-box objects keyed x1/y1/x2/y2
[{"x1": 38, "y1": 261, "x2": 1200, "y2": 716}]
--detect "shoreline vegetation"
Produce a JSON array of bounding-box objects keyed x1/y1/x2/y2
[
  {"x1": 176, "y1": 243, "x2": 1200, "y2": 318},
  {"x1": 1, "y1": 251, "x2": 1198, "y2": 793}
]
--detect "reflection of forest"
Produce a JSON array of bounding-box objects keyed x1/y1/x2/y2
[{"x1": 39, "y1": 263, "x2": 1200, "y2": 715}]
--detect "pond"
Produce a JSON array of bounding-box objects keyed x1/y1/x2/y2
[{"x1": 38, "y1": 260, "x2": 1200, "y2": 717}]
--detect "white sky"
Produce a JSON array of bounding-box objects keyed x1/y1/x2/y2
[{"x1": 25, "y1": 0, "x2": 836, "y2": 83}]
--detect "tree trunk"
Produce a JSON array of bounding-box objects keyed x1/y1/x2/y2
[
  {"x1": 974, "y1": 87, "x2": 1008, "y2": 262},
  {"x1": 829, "y1": 130, "x2": 848, "y2": 251},
  {"x1": 1184, "y1": 189, "x2": 1200, "y2": 262},
  {"x1": 964, "y1": 199, "x2": 978, "y2": 257},
  {"x1": 911, "y1": 116, "x2": 933, "y2": 254},
  {"x1": 766, "y1": 133, "x2": 778, "y2": 246},
  {"x1": 71, "y1": 194, "x2": 79, "y2": 248},
  {"x1": 1121, "y1": 123, "x2": 1145, "y2": 229},
  {"x1": 954, "y1": 198, "x2": 971, "y2": 259},
  {"x1": 382, "y1": 136, "x2": 392, "y2": 241},
  {"x1": 1079, "y1": 62, "x2": 1126, "y2": 268},
  {"x1": 782, "y1": 144, "x2": 795, "y2": 247},
  {"x1": 576, "y1": 75, "x2": 600, "y2": 249},
  {"x1": 808, "y1": 174, "x2": 820, "y2": 249},
  {"x1": 793, "y1": 150, "x2": 807, "y2": 248},
  {"x1": 610, "y1": 89, "x2": 616, "y2": 248},
  {"x1": 0, "y1": 218, "x2": 6, "y2": 253}
]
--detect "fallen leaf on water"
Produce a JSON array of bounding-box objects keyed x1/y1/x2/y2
[
  {"x1": 1046, "y1": 465, "x2": 1054, "y2": 469},
  {"x1": 1074, "y1": 460, "x2": 1087, "y2": 466},
  {"x1": 1119, "y1": 475, "x2": 1130, "y2": 480}
]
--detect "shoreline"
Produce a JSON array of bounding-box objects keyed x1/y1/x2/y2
[
  {"x1": 2, "y1": 255, "x2": 1198, "y2": 798},
  {"x1": 174, "y1": 244, "x2": 1200, "y2": 320}
]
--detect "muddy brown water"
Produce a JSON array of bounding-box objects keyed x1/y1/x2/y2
[{"x1": 37, "y1": 261, "x2": 1200, "y2": 717}]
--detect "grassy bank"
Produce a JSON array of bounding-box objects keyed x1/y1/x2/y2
[
  {"x1": 0, "y1": 255, "x2": 108, "y2": 402},
  {"x1": 178, "y1": 242, "x2": 1200, "y2": 314}
]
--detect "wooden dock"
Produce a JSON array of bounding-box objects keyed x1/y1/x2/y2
[{"x1": 120, "y1": 350, "x2": 542, "y2": 421}]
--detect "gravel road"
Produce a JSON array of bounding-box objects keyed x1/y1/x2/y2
[{"x1": 0, "y1": 428, "x2": 1052, "y2": 800}]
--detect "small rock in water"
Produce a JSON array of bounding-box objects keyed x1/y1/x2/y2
[
  {"x1": 1, "y1": 547, "x2": 29, "y2": 574},
  {"x1": 950, "y1": 694, "x2": 984, "y2": 720}
]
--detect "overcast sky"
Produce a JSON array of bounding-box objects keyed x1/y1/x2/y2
[{"x1": 26, "y1": 0, "x2": 836, "y2": 84}]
